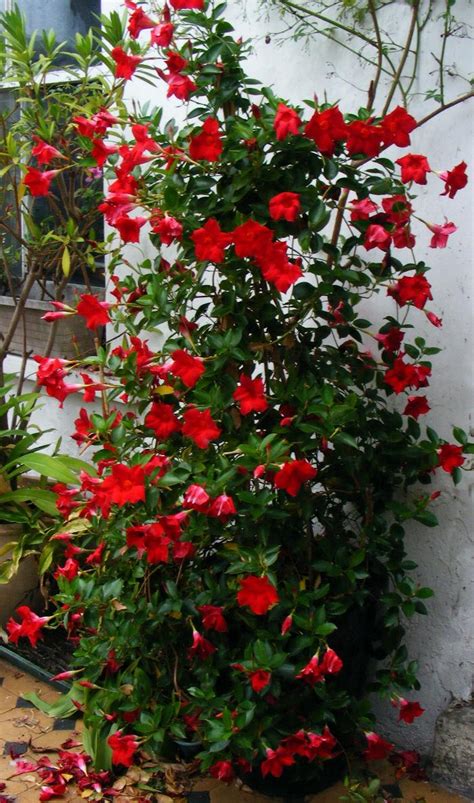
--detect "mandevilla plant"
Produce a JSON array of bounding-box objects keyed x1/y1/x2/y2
[{"x1": 3, "y1": 0, "x2": 473, "y2": 797}]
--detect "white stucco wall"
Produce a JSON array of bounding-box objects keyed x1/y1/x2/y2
[{"x1": 26, "y1": 0, "x2": 473, "y2": 755}]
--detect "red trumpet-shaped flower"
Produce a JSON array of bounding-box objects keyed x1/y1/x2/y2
[
  {"x1": 274, "y1": 459, "x2": 317, "y2": 497},
  {"x1": 108, "y1": 731, "x2": 139, "y2": 766},
  {"x1": 237, "y1": 575, "x2": 279, "y2": 615},
  {"x1": 233, "y1": 374, "x2": 268, "y2": 415},
  {"x1": 111, "y1": 46, "x2": 142, "y2": 79},
  {"x1": 6, "y1": 606, "x2": 51, "y2": 648},
  {"x1": 24, "y1": 167, "x2": 58, "y2": 196},
  {"x1": 182, "y1": 406, "x2": 221, "y2": 448},
  {"x1": 274, "y1": 103, "x2": 301, "y2": 140}
]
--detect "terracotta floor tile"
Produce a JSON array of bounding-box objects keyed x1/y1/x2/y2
[
  {"x1": 0, "y1": 687, "x2": 18, "y2": 715},
  {"x1": 0, "y1": 706, "x2": 51, "y2": 726},
  {"x1": 31, "y1": 726, "x2": 81, "y2": 751}
]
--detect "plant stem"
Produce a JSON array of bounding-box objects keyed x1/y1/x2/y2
[{"x1": 381, "y1": 0, "x2": 419, "y2": 115}]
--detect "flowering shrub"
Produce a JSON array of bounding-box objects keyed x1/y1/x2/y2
[{"x1": 3, "y1": 0, "x2": 473, "y2": 795}]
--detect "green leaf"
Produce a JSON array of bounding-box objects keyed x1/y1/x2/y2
[
  {"x1": 333, "y1": 432, "x2": 359, "y2": 450},
  {"x1": 0, "y1": 488, "x2": 58, "y2": 515},
  {"x1": 414, "y1": 510, "x2": 438, "y2": 527},
  {"x1": 61, "y1": 245, "x2": 71, "y2": 277},
  {"x1": 19, "y1": 454, "x2": 79, "y2": 484},
  {"x1": 22, "y1": 690, "x2": 78, "y2": 718},
  {"x1": 453, "y1": 427, "x2": 468, "y2": 445}
]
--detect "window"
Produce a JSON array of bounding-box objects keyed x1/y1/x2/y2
[{"x1": 0, "y1": 0, "x2": 104, "y2": 300}]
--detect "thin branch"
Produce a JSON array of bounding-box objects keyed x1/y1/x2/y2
[
  {"x1": 416, "y1": 89, "x2": 474, "y2": 128},
  {"x1": 367, "y1": 0, "x2": 383, "y2": 108},
  {"x1": 276, "y1": 0, "x2": 381, "y2": 49},
  {"x1": 381, "y1": 0, "x2": 420, "y2": 115}
]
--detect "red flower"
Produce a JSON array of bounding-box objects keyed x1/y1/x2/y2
[
  {"x1": 114, "y1": 214, "x2": 147, "y2": 243},
  {"x1": 189, "y1": 630, "x2": 216, "y2": 660},
  {"x1": 257, "y1": 241, "x2": 303, "y2": 293},
  {"x1": 363, "y1": 732, "x2": 394, "y2": 761},
  {"x1": 6, "y1": 606, "x2": 50, "y2": 648},
  {"x1": 168, "y1": 349, "x2": 205, "y2": 387},
  {"x1": 306, "y1": 726, "x2": 338, "y2": 760},
  {"x1": 170, "y1": 0, "x2": 205, "y2": 8},
  {"x1": 144, "y1": 401, "x2": 181, "y2": 438},
  {"x1": 183, "y1": 483, "x2": 210, "y2": 510},
  {"x1": 396, "y1": 153, "x2": 431, "y2": 184},
  {"x1": 261, "y1": 747, "x2": 295, "y2": 778},
  {"x1": 33, "y1": 355, "x2": 75, "y2": 406},
  {"x1": 55, "y1": 558, "x2": 80, "y2": 581},
  {"x1": 392, "y1": 225, "x2": 416, "y2": 249},
  {"x1": 427, "y1": 220, "x2": 457, "y2": 249},
  {"x1": 375, "y1": 327, "x2": 404, "y2": 353},
  {"x1": 274, "y1": 459, "x2": 317, "y2": 497},
  {"x1": 31, "y1": 137, "x2": 64, "y2": 165},
  {"x1": 76, "y1": 294, "x2": 112, "y2": 329},
  {"x1": 304, "y1": 106, "x2": 347, "y2": 156},
  {"x1": 380, "y1": 106, "x2": 417, "y2": 147},
  {"x1": 208, "y1": 494, "x2": 237, "y2": 518},
  {"x1": 91, "y1": 138, "x2": 118, "y2": 167},
  {"x1": 281, "y1": 614, "x2": 293, "y2": 635},
  {"x1": 320, "y1": 647, "x2": 343, "y2": 674},
  {"x1": 233, "y1": 374, "x2": 268, "y2": 415},
  {"x1": 100, "y1": 463, "x2": 146, "y2": 506},
  {"x1": 350, "y1": 198, "x2": 378, "y2": 221},
  {"x1": 24, "y1": 167, "x2": 57, "y2": 196},
  {"x1": 269, "y1": 191, "x2": 301, "y2": 222},
  {"x1": 198, "y1": 605, "x2": 228, "y2": 632},
  {"x1": 191, "y1": 218, "x2": 232, "y2": 262},
  {"x1": 237, "y1": 575, "x2": 279, "y2": 615},
  {"x1": 437, "y1": 444, "x2": 465, "y2": 473},
  {"x1": 166, "y1": 51, "x2": 188, "y2": 73},
  {"x1": 111, "y1": 46, "x2": 142, "y2": 79},
  {"x1": 182, "y1": 406, "x2": 221, "y2": 448},
  {"x1": 440, "y1": 161, "x2": 468, "y2": 198},
  {"x1": 382, "y1": 194, "x2": 412, "y2": 225},
  {"x1": 165, "y1": 72, "x2": 197, "y2": 100},
  {"x1": 425, "y1": 310, "x2": 443, "y2": 327},
  {"x1": 144, "y1": 526, "x2": 171, "y2": 564},
  {"x1": 150, "y1": 22, "x2": 174, "y2": 47},
  {"x1": 86, "y1": 541, "x2": 105, "y2": 565},
  {"x1": 210, "y1": 761, "x2": 235, "y2": 782},
  {"x1": 232, "y1": 219, "x2": 274, "y2": 259},
  {"x1": 398, "y1": 699, "x2": 425, "y2": 723},
  {"x1": 387, "y1": 274, "x2": 432, "y2": 309},
  {"x1": 189, "y1": 118, "x2": 222, "y2": 161},
  {"x1": 345, "y1": 120, "x2": 383, "y2": 157},
  {"x1": 249, "y1": 669, "x2": 272, "y2": 692},
  {"x1": 364, "y1": 223, "x2": 391, "y2": 251},
  {"x1": 403, "y1": 395, "x2": 430, "y2": 419},
  {"x1": 108, "y1": 731, "x2": 139, "y2": 766},
  {"x1": 384, "y1": 357, "x2": 419, "y2": 394},
  {"x1": 151, "y1": 212, "x2": 183, "y2": 245},
  {"x1": 296, "y1": 655, "x2": 325, "y2": 685},
  {"x1": 274, "y1": 103, "x2": 301, "y2": 140},
  {"x1": 128, "y1": 7, "x2": 156, "y2": 38}
]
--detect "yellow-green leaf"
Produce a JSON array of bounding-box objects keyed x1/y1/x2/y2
[{"x1": 61, "y1": 245, "x2": 71, "y2": 277}]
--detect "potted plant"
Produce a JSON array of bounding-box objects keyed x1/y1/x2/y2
[{"x1": 3, "y1": 0, "x2": 472, "y2": 798}]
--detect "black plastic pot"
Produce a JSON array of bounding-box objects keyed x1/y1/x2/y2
[
  {"x1": 239, "y1": 754, "x2": 347, "y2": 798},
  {"x1": 173, "y1": 738, "x2": 203, "y2": 761},
  {"x1": 239, "y1": 600, "x2": 378, "y2": 798}
]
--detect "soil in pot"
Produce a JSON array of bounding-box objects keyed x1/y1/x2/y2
[{"x1": 4, "y1": 625, "x2": 73, "y2": 676}]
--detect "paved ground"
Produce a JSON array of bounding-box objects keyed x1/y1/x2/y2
[{"x1": 0, "y1": 658, "x2": 469, "y2": 802}]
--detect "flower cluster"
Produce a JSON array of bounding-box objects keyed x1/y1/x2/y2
[{"x1": 10, "y1": 0, "x2": 472, "y2": 795}]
